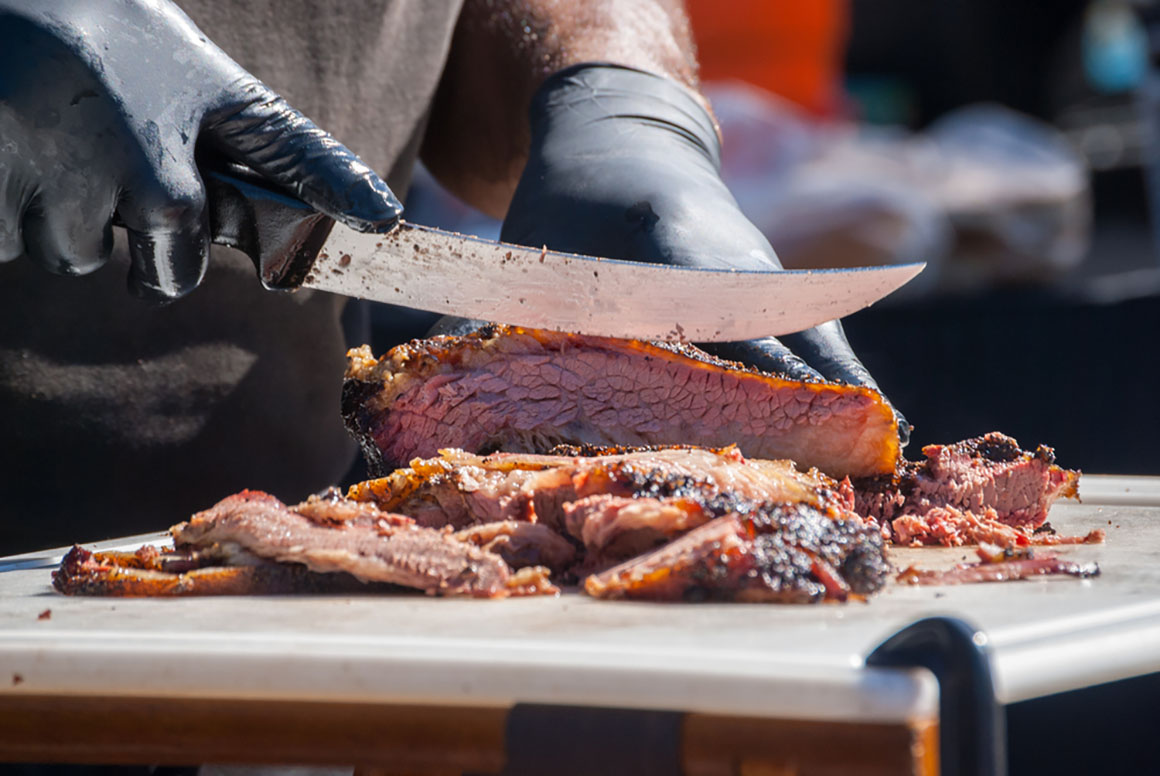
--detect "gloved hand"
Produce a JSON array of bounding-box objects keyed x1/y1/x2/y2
[
  {"x1": 0, "y1": 0, "x2": 401, "y2": 300},
  {"x1": 500, "y1": 64, "x2": 909, "y2": 444}
]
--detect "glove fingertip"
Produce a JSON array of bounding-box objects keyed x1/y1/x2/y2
[
  {"x1": 324, "y1": 174, "x2": 403, "y2": 233},
  {"x1": 20, "y1": 203, "x2": 115, "y2": 277},
  {"x1": 208, "y1": 88, "x2": 403, "y2": 233},
  {"x1": 125, "y1": 222, "x2": 209, "y2": 301}
]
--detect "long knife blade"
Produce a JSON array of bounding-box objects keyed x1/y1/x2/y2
[
  {"x1": 200, "y1": 163, "x2": 923, "y2": 342},
  {"x1": 307, "y1": 221, "x2": 924, "y2": 342}
]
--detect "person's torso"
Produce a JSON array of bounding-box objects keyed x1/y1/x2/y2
[
  {"x1": 180, "y1": 0, "x2": 464, "y2": 190},
  {"x1": 0, "y1": 0, "x2": 463, "y2": 553}
]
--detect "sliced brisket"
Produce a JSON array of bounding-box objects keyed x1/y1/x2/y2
[
  {"x1": 348, "y1": 447, "x2": 847, "y2": 527},
  {"x1": 585, "y1": 503, "x2": 888, "y2": 603},
  {"x1": 889, "y1": 506, "x2": 1102, "y2": 548},
  {"x1": 53, "y1": 426, "x2": 1085, "y2": 600},
  {"x1": 346, "y1": 446, "x2": 854, "y2": 563},
  {"x1": 452, "y1": 521, "x2": 577, "y2": 573},
  {"x1": 854, "y1": 432, "x2": 1081, "y2": 537},
  {"x1": 342, "y1": 325, "x2": 901, "y2": 478},
  {"x1": 563, "y1": 495, "x2": 713, "y2": 561},
  {"x1": 391, "y1": 436, "x2": 1080, "y2": 551},
  {"x1": 171, "y1": 490, "x2": 554, "y2": 598},
  {"x1": 52, "y1": 545, "x2": 404, "y2": 597}
]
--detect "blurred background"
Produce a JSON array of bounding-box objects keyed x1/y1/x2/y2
[{"x1": 380, "y1": 0, "x2": 1160, "y2": 477}]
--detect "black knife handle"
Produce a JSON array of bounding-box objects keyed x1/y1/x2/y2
[
  {"x1": 108, "y1": 156, "x2": 335, "y2": 290},
  {"x1": 199, "y1": 156, "x2": 335, "y2": 290}
]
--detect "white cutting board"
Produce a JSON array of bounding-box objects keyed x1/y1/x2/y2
[{"x1": 0, "y1": 476, "x2": 1158, "y2": 725}]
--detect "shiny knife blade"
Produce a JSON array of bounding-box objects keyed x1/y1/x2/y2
[
  {"x1": 307, "y1": 221, "x2": 924, "y2": 342},
  {"x1": 202, "y1": 163, "x2": 924, "y2": 342},
  {"x1": 0, "y1": 533, "x2": 172, "y2": 572}
]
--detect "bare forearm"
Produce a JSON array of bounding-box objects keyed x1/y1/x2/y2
[{"x1": 421, "y1": 0, "x2": 701, "y2": 219}]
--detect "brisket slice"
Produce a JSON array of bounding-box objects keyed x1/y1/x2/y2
[
  {"x1": 170, "y1": 490, "x2": 554, "y2": 598},
  {"x1": 52, "y1": 545, "x2": 403, "y2": 597},
  {"x1": 563, "y1": 495, "x2": 714, "y2": 562},
  {"x1": 346, "y1": 446, "x2": 854, "y2": 564},
  {"x1": 854, "y1": 432, "x2": 1081, "y2": 533},
  {"x1": 529, "y1": 437, "x2": 1085, "y2": 549},
  {"x1": 342, "y1": 325, "x2": 901, "y2": 479},
  {"x1": 347, "y1": 446, "x2": 849, "y2": 531},
  {"x1": 452, "y1": 521, "x2": 577, "y2": 573},
  {"x1": 585, "y1": 503, "x2": 887, "y2": 603},
  {"x1": 50, "y1": 427, "x2": 1084, "y2": 601},
  {"x1": 890, "y1": 506, "x2": 1102, "y2": 548}
]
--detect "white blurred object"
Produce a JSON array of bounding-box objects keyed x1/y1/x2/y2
[
  {"x1": 923, "y1": 105, "x2": 1091, "y2": 288},
  {"x1": 707, "y1": 82, "x2": 1092, "y2": 296}
]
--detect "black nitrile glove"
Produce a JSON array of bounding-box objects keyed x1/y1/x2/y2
[
  {"x1": 495, "y1": 64, "x2": 909, "y2": 444},
  {"x1": 0, "y1": 0, "x2": 401, "y2": 300}
]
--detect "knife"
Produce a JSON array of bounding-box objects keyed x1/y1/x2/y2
[
  {"x1": 202, "y1": 162, "x2": 924, "y2": 342},
  {"x1": 0, "y1": 534, "x2": 173, "y2": 572}
]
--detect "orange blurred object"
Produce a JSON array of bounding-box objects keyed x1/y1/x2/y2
[{"x1": 687, "y1": 0, "x2": 849, "y2": 117}]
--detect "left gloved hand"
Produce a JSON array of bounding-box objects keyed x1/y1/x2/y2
[
  {"x1": 496, "y1": 63, "x2": 909, "y2": 445},
  {"x1": 0, "y1": 0, "x2": 401, "y2": 301}
]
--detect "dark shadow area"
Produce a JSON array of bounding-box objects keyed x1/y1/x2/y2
[
  {"x1": 848, "y1": 0, "x2": 1090, "y2": 125},
  {"x1": 1006, "y1": 672, "x2": 1160, "y2": 774},
  {"x1": 846, "y1": 286, "x2": 1160, "y2": 474}
]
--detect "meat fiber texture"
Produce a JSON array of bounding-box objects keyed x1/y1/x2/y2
[
  {"x1": 346, "y1": 446, "x2": 860, "y2": 570},
  {"x1": 340, "y1": 326, "x2": 1088, "y2": 550},
  {"x1": 52, "y1": 544, "x2": 400, "y2": 597},
  {"x1": 586, "y1": 503, "x2": 889, "y2": 603},
  {"x1": 169, "y1": 490, "x2": 556, "y2": 598},
  {"x1": 51, "y1": 329, "x2": 1085, "y2": 601},
  {"x1": 54, "y1": 434, "x2": 1087, "y2": 600},
  {"x1": 342, "y1": 325, "x2": 901, "y2": 480},
  {"x1": 853, "y1": 432, "x2": 1086, "y2": 547},
  {"x1": 302, "y1": 448, "x2": 890, "y2": 601},
  {"x1": 54, "y1": 447, "x2": 889, "y2": 602},
  {"x1": 347, "y1": 436, "x2": 1085, "y2": 558}
]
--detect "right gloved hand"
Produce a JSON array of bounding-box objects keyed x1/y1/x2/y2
[
  {"x1": 0, "y1": 0, "x2": 402, "y2": 300},
  {"x1": 499, "y1": 64, "x2": 911, "y2": 445}
]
